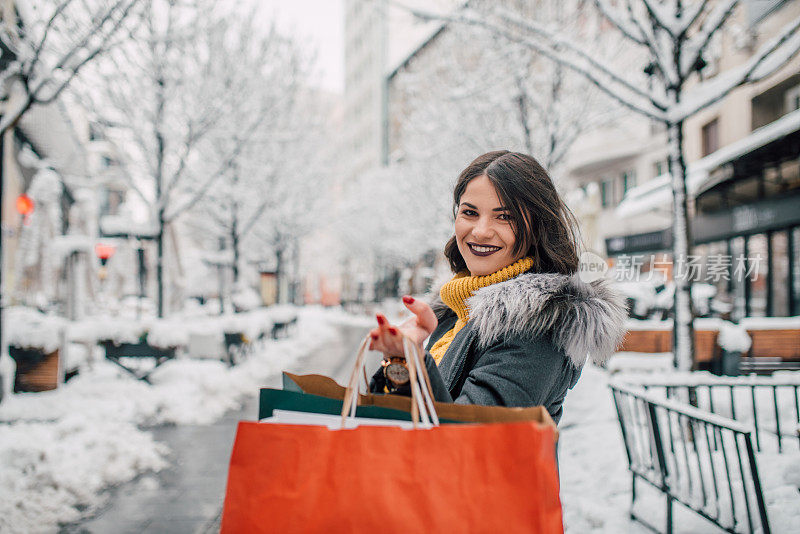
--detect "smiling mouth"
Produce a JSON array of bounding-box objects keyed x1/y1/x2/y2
[{"x1": 467, "y1": 243, "x2": 501, "y2": 257}]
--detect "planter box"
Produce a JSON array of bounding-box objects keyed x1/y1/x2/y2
[
  {"x1": 621, "y1": 322, "x2": 800, "y2": 366},
  {"x1": 619, "y1": 330, "x2": 672, "y2": 353},
  {"x1": 747, "y1": 329, "x2": 800, "y2": 360},
  {"x1": 620, "y1": 329, "x2": 719, "y2": 362},
  {"x1": 9, "y1": 346, "x2": 60, "y2": 393}
]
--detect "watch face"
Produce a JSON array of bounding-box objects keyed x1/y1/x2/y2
[{"x1": 384, "y1": 362, "x2": 410, "y2": 386}]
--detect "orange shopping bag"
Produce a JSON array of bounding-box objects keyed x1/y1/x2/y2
[{"x1": 221, "y1": 336, "x2": 563, "y2": 533}]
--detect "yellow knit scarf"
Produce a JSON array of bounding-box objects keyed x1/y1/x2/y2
[{"x1": 428, "y1": 256, "x2": 534, "y2": 365}]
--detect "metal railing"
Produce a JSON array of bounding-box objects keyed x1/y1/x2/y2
[
  {"x1": 610, "y1": 382, "x2": 771, "y2": 534},
  {"x1": 637, "y1": 377, "x2": 800, "y2": 453}
]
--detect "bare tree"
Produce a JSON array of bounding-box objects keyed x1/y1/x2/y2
[
  {"x1": 185, "y1": 18, "x2": 308, "y2": 290},
  {"x1": 73, "y1": 0, "x2": 283, "y2": 317},
  {"x1": 403, "y1": 0, "x2": 800, "y2": 369},
  {"x1": 246, "y1": 95, "x2": 330, "y2": 304},
  {"x1": 0, "y1": 0, "x2": 140, "y2": 134},
  {"x1": 0, "y1": 0, "x2": 140, "y2": 356}
]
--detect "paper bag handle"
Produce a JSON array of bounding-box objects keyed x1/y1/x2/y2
[{"x1": 341, "y1": 333, "x2": 439, "y2": 428}]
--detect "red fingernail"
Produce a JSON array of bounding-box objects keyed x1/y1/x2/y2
[
  {"x1": 377, "y1": 315, "x2": 386, "y2": 325},
  {"x1": 370, "y1": 333, "x2": 378, "y2": 340},
  {"x1": 388, "y1": 327, "x2": 398, "y2": 335},
  {"x1": 402, "y1": 295, "x2": 414, "y2": 304}
]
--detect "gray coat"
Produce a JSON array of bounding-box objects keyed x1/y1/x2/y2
[{"x1": 421, "y1": 272, "x2": 627, "y2": 423}]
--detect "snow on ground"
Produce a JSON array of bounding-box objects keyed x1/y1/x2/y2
[
  {"x1": 560, "y1": 359, "x2": 800, "y2": 533},
  {"x1": 0, "y1": 306, "x2": 342, "y2": 534}
]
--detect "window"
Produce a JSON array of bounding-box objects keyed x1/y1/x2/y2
[
  {"x1": 793, "y1": 227, "x2": 800, "y2": 316},
  {"x1": 730, "y1": 236, "x2": 746, "y2": 321},
  {"x1": 653, "y1": 160, "x2": 664, "y2": 178},
  {"x1": 600, "y1": 179, "x2": 613, "y2": 208},
  {"x1": 785, "y1": 84, "x2": 800, "y2": 113},
  {"x1": 771, "y1": 231, "x2": 789, "y2": 316},
  {"x1": 622, "y1": 170, "x2": 637, "y2": 195},
  {"x1": 747, "y1": 233, "x2": 768, "y2": 317},
  {"x1": 702, "y1": 118, "x2": 719, "y2": 157}
]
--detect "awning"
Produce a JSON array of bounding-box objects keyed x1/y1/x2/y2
[{"x1": 615, "y1": 108, "x2": 800, "y2": 219}]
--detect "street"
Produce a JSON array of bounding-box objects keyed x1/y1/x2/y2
[{"x1": 60, "y1": 322, "x2": 371, "y2": 534}]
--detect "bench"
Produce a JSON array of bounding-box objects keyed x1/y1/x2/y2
[
  {"x1": 224, "y1": 332, "x2": 252, "y2": 365},
  {"x1": 610, "y1": 381, "x2": 774, "y2": 534},
  {"x1": 738, "y1": 357, "x2": 800, "y2": 375},
  {"x1": 271, "y1": 316, "x2": 298, "y2": 339},
  {"x1": 100, "y1": 340, "x2": 176, "y2": 383}
]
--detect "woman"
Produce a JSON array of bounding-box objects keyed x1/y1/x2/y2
[{"x1": 368, "y1": 150, "x2": 626, "y2": 423}]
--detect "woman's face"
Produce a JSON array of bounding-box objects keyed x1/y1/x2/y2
[{"x1": 455, "y1": 174, "x2": 523, "y2": 276}]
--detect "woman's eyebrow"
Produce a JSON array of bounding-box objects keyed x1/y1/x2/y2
[{"x1": 460, "y1": 202, "x2": 509, "y2": 211}]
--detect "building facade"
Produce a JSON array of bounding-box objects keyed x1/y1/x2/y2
[{"x1": 596, "y1": 0, "x2": 800, "y2": 319}]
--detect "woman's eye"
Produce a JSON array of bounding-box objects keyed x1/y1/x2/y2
[
  {"x1": 498, "y1": 213, "x2": 513, "y2": 221},
  {"x1": 461, "y1": 209, "x2": 478, "y2": 216}
]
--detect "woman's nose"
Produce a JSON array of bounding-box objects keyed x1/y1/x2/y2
[{"x1": 471, "y1": 217, "x2": 493, "y2": 239}]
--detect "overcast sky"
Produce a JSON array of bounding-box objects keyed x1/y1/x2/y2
[{"x1": 253, "y1": 0, "x2": 345, "y2": 94}]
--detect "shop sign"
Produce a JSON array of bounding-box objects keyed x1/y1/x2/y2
[
  {"x1": 696, "y1": 194, "x2": 800, "y2": 242},
  {"x1": 605, "y1": 228, "x2": 672, "y2": 255}
]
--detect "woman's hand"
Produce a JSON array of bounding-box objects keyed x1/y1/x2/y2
[{"x1": 368, "y1": 295, "x2": 438, "y2": 357}]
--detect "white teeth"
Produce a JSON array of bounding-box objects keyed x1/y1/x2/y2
[{"x1": 471, "y1": 245, "x2": 500, "y2": 253}]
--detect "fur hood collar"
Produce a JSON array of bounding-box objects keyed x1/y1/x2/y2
[{"x1": 430, "y1": 272, "x2": 627, "y2": 367}]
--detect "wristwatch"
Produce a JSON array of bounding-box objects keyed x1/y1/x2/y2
[{"x1": 381, "y1": 356, "x2": 410, "y2": 393}]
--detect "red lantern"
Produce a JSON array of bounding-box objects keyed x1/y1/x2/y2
[
  {"x1": 95, "y1": 243, "x2": 116, "y2": 266},
  {"x1": 16, "y1": 194, "x2": 34, "y2": 216}
]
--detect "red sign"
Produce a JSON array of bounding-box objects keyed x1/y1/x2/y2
[
  {"x1": 95, "y1": 243, "x2": 116, "y2": 261},
  {"x1": 16, "y1": 194, "x2": 34, "y2": 216}
]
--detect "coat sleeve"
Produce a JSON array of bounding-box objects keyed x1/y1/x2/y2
[
  {"x1": 369, "y1": 354, "x2": 451, "y2": 401},
  {"x1": 373, "y1": 337, "x2": 570, "y2": 410},
  {"x1": 453, "y1": 337, "x2": 567, "y2": 408}
]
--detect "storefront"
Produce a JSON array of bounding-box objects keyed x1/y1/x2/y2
[{"x1": 606, "y1": 111, "x2": 800, "y2": 319}]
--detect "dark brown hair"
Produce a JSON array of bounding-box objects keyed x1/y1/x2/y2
[{"x1": 444, "y1": 150, "x2": 581, "y2": 275}]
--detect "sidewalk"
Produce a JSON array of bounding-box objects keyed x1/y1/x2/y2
[
  {"x1": 62, "y1": 398, "x2": 255, "y2": 534},
  {"x1": 61, "y1": 321, "x2": 369, "y2": 534}
]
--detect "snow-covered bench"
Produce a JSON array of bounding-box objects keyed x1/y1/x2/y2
[
  {"x1": 621, "y1": 317, "x2": 800, "y2": 374},
  {"x1": 610, "y1": 380, "x2": 776, "y2": 534},
  {"x1": 86, "y1": 318, "x2": 187, "y2": 382}
]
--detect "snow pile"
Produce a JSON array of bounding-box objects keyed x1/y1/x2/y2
[
  {"x1": 4, "y1": 307, "x2": 65, "y2": 352},
  {"x1": 0, "y1": 307, "x2": 340, "y2": 532},
  {"x1": 625, "y1": 318, "x2": 673, "y2": 330},
  {"x1": 606, "y1": 351, "x2": 674, "y2": 374},
  {"x1": 612, "y1": 279, "x2": 721, "y2": 319},
  {"x1": 50, "y1": 234, "x2": 94, "y2": 262},
  {"x1": 613, "y1": 281, "x2": 656, "y2": 317},
  {"x1": 740, "y1": 316, "x2": 800, "y2": 330},
  {"x1": 67, "y1": 305, "x2": 298, "y2": 350},
  {"x1": 231, "y1": 285, "x2": 262, "y2": 312},
  {"x1": 74, "y1": 317, "x2": 147, "y2": 345},
  {"x1": 264, "y1": 304, "x2": 300, "y2": 326},
  {"x1": 0, "y1": 417, "x2": 167, "y2": 533},
  {"x1": 146, "y1": 318, "x2": 192, "y2": 349},
  {"x1": 717, "y1": 321, "x2": 752, "y2": 353},
  {"x1": 221, "y1": 309, "x2": 276, "y2": 340}
]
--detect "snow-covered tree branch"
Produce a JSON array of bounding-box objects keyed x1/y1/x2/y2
[
  {"x1": 0, "y1": 0, "x2": 141, "y2": 133},
  {"x1": 72, "y1": 0, "x2": 311, "y2": 316}
]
